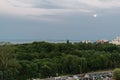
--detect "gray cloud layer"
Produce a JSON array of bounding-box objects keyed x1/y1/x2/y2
[
  {"x1": 8, "y1": 0, "x2": 120, "y2": 9},
  {"x1": 1, "y1": 0, "x2": 120, "y2": 21},
  {"x1": 0, "y1": 0, "x2": 120, "y2": 40}
]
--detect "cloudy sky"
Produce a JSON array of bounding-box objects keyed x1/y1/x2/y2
[{"x1": 0, "y1": 0, "x2": 120, "y2": 41}]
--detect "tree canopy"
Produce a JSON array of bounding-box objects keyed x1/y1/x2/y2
[{"x1": 0, "y1": 41, "x2": 120, "y2": 80}]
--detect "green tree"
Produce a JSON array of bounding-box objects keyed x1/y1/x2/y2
[
  {"x1": 0, "y1": 46, "x2": 19, "y2": 80},
  {"x1": 113, "y1": 68, "x2": 120, "y2": 80},
  {"x1": 62, "y1": 55, "x2": 85, "y2": 74},
  {"x1": 40, "y1": 61, "x2": 56, "y2": 78}
]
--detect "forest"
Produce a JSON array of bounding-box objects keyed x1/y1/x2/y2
[{"x1": 0, "y1": 41, "x2": 120, "y2": 80}]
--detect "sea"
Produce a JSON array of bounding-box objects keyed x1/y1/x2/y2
[{"x1": 0, "y1": 39, "x2": 88, "y2": 44}]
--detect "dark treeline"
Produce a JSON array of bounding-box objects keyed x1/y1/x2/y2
[{"x1": 0, "y1": 41, "x2": 120, "y2": 80}]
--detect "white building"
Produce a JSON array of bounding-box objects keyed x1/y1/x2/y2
[
  {"x1": 81, "y1": 40, "x2": 91, "y2": 44},
  {"x1": 110, "y1": 36, "x2": 120, "y2": 45}
]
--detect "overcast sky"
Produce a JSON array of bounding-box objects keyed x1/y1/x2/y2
[{"x1": 0, "y1": 0, "x2": 120, "y2": 41}]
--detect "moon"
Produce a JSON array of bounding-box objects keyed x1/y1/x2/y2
[{"x1": 93, "y1": 14, "x2": 97, "y2": 18}]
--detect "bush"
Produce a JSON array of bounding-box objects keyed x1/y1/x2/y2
[{"x1": 113, "y1": 68, "x2": 120, "y2": 80}]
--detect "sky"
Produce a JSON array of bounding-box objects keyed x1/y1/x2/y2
[{"x1": 0, "y1": 0, "x2": 120, "y2": 41}]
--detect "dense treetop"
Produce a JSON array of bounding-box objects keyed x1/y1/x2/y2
[{"x1": 0, "y1": 41, "x2": 120, "y2": 80}]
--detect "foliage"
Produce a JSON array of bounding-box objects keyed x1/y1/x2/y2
[
  {"x1": 113, "y1": 68, "x2": 120, "y2": 80},
  {"x1": 0, "y1": 45, "x2": 19, "y2": 80},
  {"x1": 1, "y1": 41, "x2": 120, "y2": 79}
]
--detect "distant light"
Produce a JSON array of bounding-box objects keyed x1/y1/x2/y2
[{"x1": 93, "y1": 14, "x2": 97, "y2": 18}]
